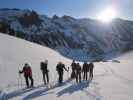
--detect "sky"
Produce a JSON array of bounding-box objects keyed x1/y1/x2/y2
[{"x1": 0, "y1": 0, "x2": 133, "y2": 20}]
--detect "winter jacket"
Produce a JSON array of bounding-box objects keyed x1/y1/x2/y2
[
  {"x1": 89, "y1": 63, "x2": 94, "y2": 71},
  {"x1": 71, "y1": 62, "x2": 77, "y2": 71},
  {"x1": 82, "y1": 63, "x2": 89, "y2": 72},
  {"x1": 76, "y1": 64, "x2": 81, "y2": 73},
  {"x1": 56, "y1": 63, "x2": 67, "y2": 73},
  {"x1": 40, "y1": 62, "x2": 49, "y2": 73},
  {"x1": 21, "y1": 66, "x2": 32, "y2": 77}
]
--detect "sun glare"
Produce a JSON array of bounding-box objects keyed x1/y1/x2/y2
[{"x1": 97, "y1": 7, "x2": 117, "y2": 23}]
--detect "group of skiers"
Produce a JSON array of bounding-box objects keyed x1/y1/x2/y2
[
  {"x1": 70, "y1": 60, "x2": 94, "y2": 83},
  {"x1": 19, "y1": 60, "x2": 94, "y2": 88}
]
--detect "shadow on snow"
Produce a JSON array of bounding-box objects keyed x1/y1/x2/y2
[
  {"x1": 56, "y1": 81, "x2": 90, "y2": 97},
  {"x1": 22, "y1": 79, "x2": 72, "y2": 100},
  {"x1": 4, "y1": 79, "x2": 91, "y2": 100},
  {"x1": 5, "y1": 85, "x2": 43, "y2": 99}
]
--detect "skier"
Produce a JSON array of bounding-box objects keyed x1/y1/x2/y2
[
  {"x1": 70, "y1": 60, "x2": 77, "y2": 79},
  {"x1": 19, "y1": 63, "x2": 34, "y2": 88},
  {"x1": 82, "y1": 62, "x2": 89, "y2": 80},
  {"x1": 89, "y1": 62, "x2": 94, "y2": 80},
  {"x1": 40, "y1": 60, "x2": 49, "y2": 85},
  {"x1": 56, "y1": 62, "x2": 68, "y2": 84},
  {"x1": 75, "y1": 63, "x2": 81, "y2": 83}
]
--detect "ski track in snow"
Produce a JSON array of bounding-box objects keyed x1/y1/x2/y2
[
  {"x1": 2, "y1": 79, "x2": 104, "y2": 100},
  {"x1": 104, "y1": 63, "x2": 133, "y2": 87}
]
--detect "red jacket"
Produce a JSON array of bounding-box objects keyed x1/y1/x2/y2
[{"x1": 22, "y1": 66, "x2": 32, "y2": 77}]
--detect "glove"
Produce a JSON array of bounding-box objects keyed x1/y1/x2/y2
[
  {"x1": 47, "y1": 69, "x2": 49, "y2": 72},
  {"x1": 19, "y1": 70, "x2": 22, "y2": 74}
]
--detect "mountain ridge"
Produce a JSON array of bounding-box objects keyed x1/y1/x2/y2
[{"x1": 0, "y1": 8, "x2": 133, "y2": 61}]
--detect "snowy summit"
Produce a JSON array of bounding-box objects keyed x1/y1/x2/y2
[{"x1": 0, "y1": 9, "x2": 133, "y2": 61}]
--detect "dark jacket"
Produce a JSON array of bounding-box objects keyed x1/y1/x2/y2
[
  {"x1": 89, "y1": 63, "x2": 94, "y2": 71},
  {"x1": 71, "y1": 62, "x2": 77, "y2": 71},
  {"x1": 76, "y1": 64, "x2": 81, "y2": 73},
  {"x1": 82, "y1": 63, "x2": 89, "y2": 72},
  {"x1": 20, "y1": 66, "x2": 32, "y2": 77},
  {"x1": 40, "y1": 62, "x2": 48, "y2": 73},
  {"x1": 56, "y1": 63, "x2": 67, "y2": 73}
]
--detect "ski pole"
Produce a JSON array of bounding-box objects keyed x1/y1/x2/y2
[
  {"x1": 18, "y1": 66, "x2": 23, "y2": 89},
  {"x1": 67, "y1": 67, "x2": 70, "y2": 79},
  {"x1": 18, "y1": 67, "x2": 20, "y2": 89},
  {"x1": 19, "y1": 73, "x2": 22, "y2": 88}
]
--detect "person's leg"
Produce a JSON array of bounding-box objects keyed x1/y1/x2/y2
[
  {"x1": 90, "y1": 73, "x2": 92, "y2": 80},
  {"x1": 76, "y1": 73, "x2": 78, "y2": 83},
  {"x1": 25, "y1": 76, "x2": 29, "y2": 88},
  {"x1": 71, "y1": 71, "x2": 73, "y2": 79},
  {"x1": 43, "y1": 72, "x2": 46, "y2": 85},
  {"x1": 76, "y1": 75, "x2": 78, "y2": 83},
  {"x1": 91, "y1": 70, "x2": 93, "y2": 80},
  {"x1": 60, "y1": 75, "x2": 63, "y2": 83},
  {"x1": 29, "y1": 76, "x2": 34, "y2": 87},
  {"x1": 58, "y1": 72, "x2": 60, "y2": 83},
  {"x1": 89, "y1": 70, "x2": 91, "y2": 80},
  {"x1": 59, "y1": 72, "x2": 62, "y2": 84},
  {"x1": 74, "y1": 71, "x2": 76, "y2": 79},
  {"x1": 77, "y1": 74, "x2": 79, "y2": 83},
  {"x1": 83, "y1": 72, "x2": 85, "y2": 80},
  {"x1": 61, "y1": 72, "x2": 63, "y2": 83},
  {"x1": 79, "y1": 73, "x2": 81, "y2": 83},
  {"x1": 46, "y1": 72, "x2": 49, "y2": 84},
  {"x1": 85, "y1": 72, "x2": 87, "y2": 80}
]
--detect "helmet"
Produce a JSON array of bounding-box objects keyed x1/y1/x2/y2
[{"x1": 25, "y1": 63, "x2": 30, "y2": 67}]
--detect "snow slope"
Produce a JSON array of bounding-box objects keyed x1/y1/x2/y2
[{"x1": 0, "y1": 33, "x2": 133, "y2": 100}]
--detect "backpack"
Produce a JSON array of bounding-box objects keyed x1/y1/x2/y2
[
  {"x1": 56, "y1": 63, "x2": 64, "y2": 72},
  {"x1": 40, "y1": 62, "x2": 48, "y2": 73}
]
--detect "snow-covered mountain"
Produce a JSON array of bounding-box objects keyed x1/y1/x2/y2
[
  {"x1": 0, "y1": 8, "x2": 133, "y2": 61},
  {"x1": 1, "y1": 33, "x2": 133, "y2": 100}
]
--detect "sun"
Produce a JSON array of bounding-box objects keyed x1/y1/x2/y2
[{"x1": 97, "y1": 7, "x2": 117, "y2": 23}]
